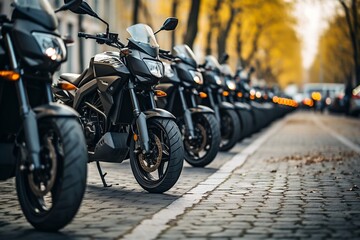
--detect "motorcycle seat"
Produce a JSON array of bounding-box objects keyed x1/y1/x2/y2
[
  {"x1": 60, "y1": 68, "x2": 90, "y2": 87},
  {"x1": 60, "y1": 73, "x2": 81, "y2": 85}
]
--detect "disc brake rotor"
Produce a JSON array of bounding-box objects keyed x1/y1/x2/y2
[
  {"x1": 138, "y1": 135, "x2": 162, "y2": 172},
  {"x1": 28, "y1": 136, "x2": 57, "y2": 197},
  {"x1": 185, "y1": 123, "x2": 207, "y2": 154}
]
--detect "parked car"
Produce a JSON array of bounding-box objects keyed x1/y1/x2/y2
[{"x1": 349, "y1": 84, "x2": 360, "y2": 116}]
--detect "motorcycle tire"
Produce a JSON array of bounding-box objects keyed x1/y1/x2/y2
[
  {"x1": 130, "y1": 118, "x2": 184, "y2": 193},
  {"x1": 16, "y1": 118, "x2": 87, "y2": 231},
  {"x1": 219, "y1": 108, "x2": 241, "y2": 151},
  {"x1": 183, "y1": 113, "x2": 220, "y2": 167}
]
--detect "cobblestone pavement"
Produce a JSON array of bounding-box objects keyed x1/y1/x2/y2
[{"x1": 1, "y1": 111, "x2": 359, "y2": 239}]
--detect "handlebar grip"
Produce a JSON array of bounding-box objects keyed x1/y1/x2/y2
[
  {"x1": 78, "y1": 32, "x2": 87, "y2": 38},
  {"x1": 159, "y1": 49, "x2": 171, "y2": 54}
]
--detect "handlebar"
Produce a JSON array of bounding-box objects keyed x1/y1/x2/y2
[
  {"x1": 159, "y1": 49, "x2": 176, "y2": 61},
  {"x1": 78, "y1": 32, "x2": 125, "y2": 48}
]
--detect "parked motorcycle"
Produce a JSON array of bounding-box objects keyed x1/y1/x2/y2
[
  {"x1": 156, "y1": 45, "x2": 220, "y2": 167},
  {"x1": 199, "y1": 56, "x2": 241, "y2": 151},
  {"x1": 219, "y1": 63, "x2": 255, "y2": 140},
  {"x1": 53, "y1": 2, "x2": 183, "y2": 193},
  {"x1": 0, "y1": 0, "x2": 87, "y2": 231}
]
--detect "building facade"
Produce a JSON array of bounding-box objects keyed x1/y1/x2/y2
[{"x1": 0, "y1": 0, "x2": 118, "y2": 75}]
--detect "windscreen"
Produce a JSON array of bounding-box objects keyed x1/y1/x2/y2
[
  {"x1": 13, "y1": 0, "x2": 57, "y2": 30},
  {"x1": 221, "y1": 64, "x2": 234, "y2": 77},
  {"x1": 126, "y1": 24, "x2": 159, "y2": 48},
  {"x1": 205, "y1": 56, "x2": 222, "y2": 71},
  {"x1": 15, "y1": 0, "x2": 54, "y2": 13},
  {"x1": 173, "y1": 44, "x2": 197, "y2": 63}
]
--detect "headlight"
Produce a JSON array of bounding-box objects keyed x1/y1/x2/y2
[
  {"x1": 144, "y1": 59, "x2": 164, "y2": 78},
  {"x1": 226, "y1": 80, "x2": 236, "y2": 90},
  {"x1": 189, "y1": 70, "x2": 203, "y2": 85},
  {"x1": 214, "y1": 75, "x2": 222, "y2": 85},
  {"x1": 32, "y1": 32, "x2": 66, "y2": 62}
]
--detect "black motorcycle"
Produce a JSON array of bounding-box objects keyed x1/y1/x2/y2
[
  {"x1": 0, "y1": 0, "x2": 87, "y2": 231},
  {"x1": 53, "y1": 2, "x2": 183, "y2": 193},
  {"x1": 156, "y1": 45, "x2": 220, "y2": 167},
  {"x1": 219, "y1": 63, "x2": 255, "y2": 140},
  {"x1": 199, "y1": 56, "x2": 242, "y2": 151}
]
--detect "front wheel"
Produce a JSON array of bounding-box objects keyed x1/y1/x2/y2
[
  {"x1": 181, "y1": 113, "x2": 220, "y2": 167},
  {"x1": 130, "y1": 118, "x2": 184, "y2": 193},
  {"x1": 219, "y1": 109, "x2": 241, "y2": 151},
  {"x1": 16, "y1": 118, "x2": 88, "y2": 231}
]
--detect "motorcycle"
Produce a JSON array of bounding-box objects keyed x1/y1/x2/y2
[
  {"x1": 156, "y1": 45, "x2": 220, "y2": 167},
  {"x1": 199, "y1": 55, "x2": 242, "y2": 151},
  {"x1": 0, "y1": 0, "x2": 87, "y2": 231},
  {"x1": 53, "y1": 2, "x2": 184, "y2": 193},
  {"x1": 219, "y1": 63, "x2": 255, "y2": 140}
]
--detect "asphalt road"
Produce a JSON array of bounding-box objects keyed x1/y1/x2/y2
[{"x1": 1, "y1": 111, "x2": 360, "y2": 239}]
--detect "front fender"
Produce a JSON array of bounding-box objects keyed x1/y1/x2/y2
[
  {"x1": 189, "y1": 105, "x2": 215, "y2": 114},
  {"x1": 233, "y1": 102, "x2": 251, "y2": 111},
  {"x1": 143, "y1": 108, "x2": 176, "y2": 120},
  {"x1": 219, "y1": 102, "x2": 235, "y2": 110},
  {"x1": 34, "y1": 103, "x2": 80, "y2": 119}
]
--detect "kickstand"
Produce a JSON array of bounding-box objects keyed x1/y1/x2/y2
[{"x1": 96, "y1": 161, "x2": 112, "y2": 187}]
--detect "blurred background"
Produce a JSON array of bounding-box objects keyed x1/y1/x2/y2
[{"x1": 0, "y1": 0, "x2": 359, "y2": 115}]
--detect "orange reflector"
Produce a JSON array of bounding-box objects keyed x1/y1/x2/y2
[
  {"x1": 199, "y1": 92, "x2": 207, "y2": 98},
  {"x1": 120, "y1": 48, "x2": 130, "y2": 56},
  {"x1": 222, "y1": 91, "x2": 229, "y2": 97},
  {"x1": 154, "y1": 90, "x2": 167, "y2": 97},
  {"x1": 237, "y1": 92, "x2": 243, "y2": 98},
  {"x1": 0, "y1": 70, "x2": 20, "y2": 81},
  {"x1": 133, "y1": 133, "x2": 138, "y2": 141},
  {"x1": 58, "y1": 81, "x2": 77, "y2": 91}
]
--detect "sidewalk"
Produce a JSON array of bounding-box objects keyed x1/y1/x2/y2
[
  {"x1": 157, "y1": 112, "x2": 360, "y2": 239},
  {"x1": 0, "y1": 111, "x2": 359, "y2": 239}
]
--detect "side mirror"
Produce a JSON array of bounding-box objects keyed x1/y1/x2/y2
[
  {"x1": 154, "y1": 17, "x2": 178, "y2": 35},
  {"x1": 67, "y1": 1, "x2": 98, "y2": 17},
  {"x1": 55, "y1": 0, "x2": 82, "y2": 13},
  {"x1": 249, "y1": 66, "x2": 255, "y2": 74},
  {"x1": 162, "y1": 17, "x2": 178, "y2": 31},
  {"x1": 219, "y1": 53, "x2": 229, "y2": 64}
]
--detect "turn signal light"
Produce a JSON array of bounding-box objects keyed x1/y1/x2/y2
[
  {"x1": 58, "y1": 81, "x2": 77, "y2": 91},
  {"x1": 222, "y1": 91, "x2": 229, "y2": 97},
  {"x1": 154, "y1": 90, "x2": 167, "y2": 97},
  {"x1": 0, "y1": 70, "x2": 20, "y2": 81},
  {"x1": 237, "y1": 92, "x2": 243, "y2": 98},
  {"x1": 133, "y1": 133, "x2": 138, "y2": 141},
  {"x1": 199, "y1": 92, "x2": 207, "y2": 98}
]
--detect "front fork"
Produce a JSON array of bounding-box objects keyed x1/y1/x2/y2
[
  {"x1": 128, "y1": 81, "x2": 151, "y2": 154},
  {"x1": 178, "y1": 86, "x2": 196, "y2": 139},
  {"x1": 207, "y1": 87, "x2": 220, "y2": 122},
  {"x1": 5, "y1": 34, "x2": 42, "y2": 171}
]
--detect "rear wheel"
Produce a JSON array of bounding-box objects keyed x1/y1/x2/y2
[
  {"x1": 219, "y1": 109, "x2": 241, "y2": 151},
  {"x1": 130, "y1": 118, "x2": 184, "y2": 193},
  {"x1": 181, "y1": 113, "x2": 220, "y2": 167},
  {"x1": 16, "y1": 118, "x2": 87, "y2": 231}
]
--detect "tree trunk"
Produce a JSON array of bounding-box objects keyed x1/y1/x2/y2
[
  {"x1": 184, "y1": 0, "x2": 201, "y2": 49},
  {"x1": 171, "y1": 0, "x2": 179, "y2": 49},
  {"x1": 205, "y1": 0, "x2": 222, "y2": 55},
  {"x1": 236, "y1": 22, "x2": 244, "y2": 68},
  {"x1": 339, "y1": 0, "x2": 360, "y2": 86},
  {"x1": 217, "y1": 4, "x2": 238, "y2": 59},
  {"x1": 133, "y1": 0, "x2": 141, "y2": 25}
]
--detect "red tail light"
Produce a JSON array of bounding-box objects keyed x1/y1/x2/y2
[{"x1": 352, "y1": 93, "x2": 360, "y2": 99}]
